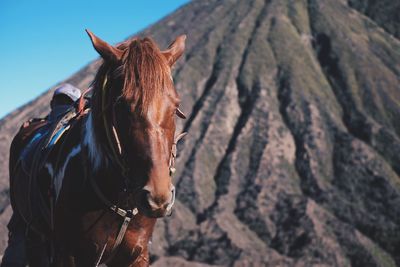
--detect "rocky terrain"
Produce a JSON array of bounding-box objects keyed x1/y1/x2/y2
[{"x1": 0, "y1": 0, "x2": 399, "y2": 266}]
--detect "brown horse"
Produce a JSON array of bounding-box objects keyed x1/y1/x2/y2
[{"x1": 8, "y1": 30, "x2": 186, "y2": 266}]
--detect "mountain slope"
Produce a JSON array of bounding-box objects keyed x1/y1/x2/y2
[{"x1": 0, "y1": 0, "x2": 399, "y2": 266}]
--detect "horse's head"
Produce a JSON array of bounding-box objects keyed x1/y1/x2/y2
[{"x1": 87, "y1": 30, "x2": 186, "y2": 218}]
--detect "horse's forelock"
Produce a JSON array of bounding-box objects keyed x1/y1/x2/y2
[{"x1": 121, "y1": 37, "x2": 172, "y2": 114}]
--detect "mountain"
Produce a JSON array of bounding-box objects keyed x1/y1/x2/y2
[{"x1": 1, "y1": 0, "x2": 400, "y2": 266}]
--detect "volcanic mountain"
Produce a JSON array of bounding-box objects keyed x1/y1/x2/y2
[{"x1": 1, "y1": 0, "x2": 400, "y2": 266}]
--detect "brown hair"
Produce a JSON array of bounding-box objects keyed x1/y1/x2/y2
[
  {"x1": 90, "y1": 37, "x2": 173, "y2": 136},
  {"x1": 121, "y1": 38, "x2": 172, "y2": 114}
]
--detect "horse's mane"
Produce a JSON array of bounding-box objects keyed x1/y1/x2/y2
[{"x1": 91, "y1": 37, "x2": 171, "y2": 119}]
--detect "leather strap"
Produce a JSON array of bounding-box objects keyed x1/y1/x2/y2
[
  {"x1": 101, "y1": 75, "x2": 128, "y2": 175},
  {"x1": 77, "y1": 87, "x2": 92, "y2": 114},
  {"x1": 87, "y1": 162, "x2": 138, "y2": 216},
  {"x1": 103, "y1": 210, "x2": 134, "y2": 264},
  {"x1": 169, "y1": 132, "x2": 187, "y2": 175},
  {"x1": 85, "y1": 153, "x2": 139, "y2": 265}
]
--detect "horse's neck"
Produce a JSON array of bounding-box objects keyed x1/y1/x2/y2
[
  {"x1": 78, "y1": 109, "x2": 157, "y2": 260},
  {"x1": 82, "y1": 111, "x2": 129, "y2": 205}
]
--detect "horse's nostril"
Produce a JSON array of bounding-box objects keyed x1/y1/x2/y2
[
  {"x1": 140, "y1": 189, "x2": 151, "y2": 206},
  {"x1": 142, "y1": 185, "x2": 152, "y2": 195},
  {"x1": 141, "y1": 189, "x2": 150, "y2": 199},
  {"x1": 144, "y1": 191, "x2": 164, "y2": 210}
]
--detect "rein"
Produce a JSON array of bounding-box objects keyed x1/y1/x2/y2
[{"x1": 101, "y1": 75, "x2": 129, "y2": 177}]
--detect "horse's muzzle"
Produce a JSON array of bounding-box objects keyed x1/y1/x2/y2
[{"x1": 139, "y1": 186, "x2": 175, "y2": 218}]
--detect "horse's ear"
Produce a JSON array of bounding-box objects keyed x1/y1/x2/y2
[
  {"x1": 162, "y1": 35, "x2": 186, "y2": 67},
  {"x1": 85, "y1": 29, "x2": 123, "y2": 63}
]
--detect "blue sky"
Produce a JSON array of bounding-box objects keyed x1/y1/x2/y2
[{"x1": 0, "y1": 0, "x2": 190, "y2": 119}]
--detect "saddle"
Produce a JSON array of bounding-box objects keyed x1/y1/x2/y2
[
  {"x1": 8, "y1": 106, "x2": 80, "y2": 235},
  {"x1": 19, "y1": 108, "x2": 78, "y2": 176},
  {"x1": 10, "y1": 94, "x2": 91, "y2": 236},
  {"x1": 17, "y1": 87, "x2": 92, "y2": 174}
]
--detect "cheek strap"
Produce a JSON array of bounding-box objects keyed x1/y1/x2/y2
[{"x1": 169, "y1": 132, "x2": 187, "y2": 176}]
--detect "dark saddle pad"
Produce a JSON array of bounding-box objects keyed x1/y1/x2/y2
[{"x1": 20, "y1": 109, "x2": 77, "y2": 176}]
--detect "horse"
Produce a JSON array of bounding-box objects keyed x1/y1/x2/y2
[{"x1": 8, "y1": 30, "x2": 187, "y2": 266}]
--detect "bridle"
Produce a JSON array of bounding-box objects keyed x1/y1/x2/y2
[
  {"x1": 100, "y1": 72, "x2": 186, "y2": 188},
  {"x1": 82, "y1": 72, "x2": 187, "y2": 265}
]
